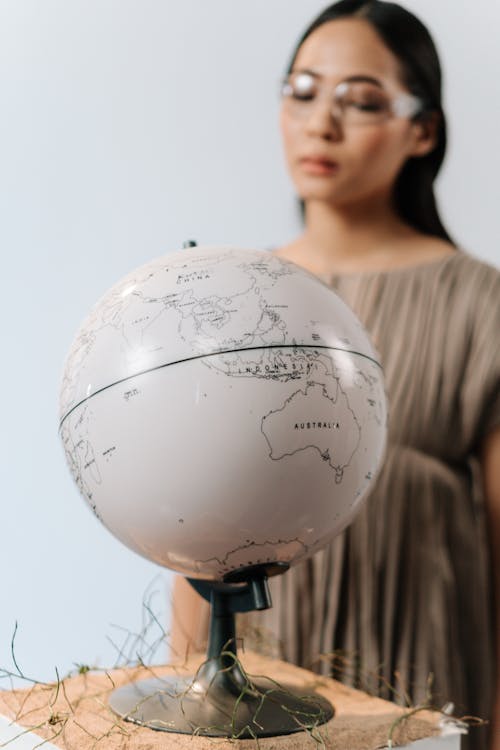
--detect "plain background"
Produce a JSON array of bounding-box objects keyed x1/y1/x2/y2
[{"x1": 1, "y1": 0, "x2": 499, "y2": 683}]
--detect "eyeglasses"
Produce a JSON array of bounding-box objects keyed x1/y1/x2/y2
[{"x1": 280, "y1": 71, "x2": 424, "y2": 126}]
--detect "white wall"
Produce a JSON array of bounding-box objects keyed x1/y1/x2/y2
[{"x1": 1, "y1": 0, "x2": 498, "y2": 684}]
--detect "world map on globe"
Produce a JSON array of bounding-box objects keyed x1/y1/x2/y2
[{"x1": 59, "y1": 247, "x2": 387, "y2": 580}]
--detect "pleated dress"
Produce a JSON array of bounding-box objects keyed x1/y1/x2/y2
[{"x1": 241, "y1": 248, "x2": 499, "y2": 744}]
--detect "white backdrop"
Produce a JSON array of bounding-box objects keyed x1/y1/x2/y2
[{"x1": 1, "y1": 0, "x2": 499, "y2": 683}]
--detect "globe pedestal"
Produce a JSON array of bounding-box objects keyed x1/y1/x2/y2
[{"x1": 109, "y1": 567, "x2": 334, "y2": 737}]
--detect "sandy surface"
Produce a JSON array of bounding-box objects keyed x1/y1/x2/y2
[{"x1": 0, "y1": 651, "x2": 441, "y2": 749}]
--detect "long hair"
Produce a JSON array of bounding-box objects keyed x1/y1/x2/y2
[{"x1": 286, "y1": 0, "x2": 454, "y2": 244}]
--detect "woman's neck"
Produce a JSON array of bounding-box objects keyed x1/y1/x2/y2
[{"x1": 276, "y1": 196, "x2": 453, "y2": 275}]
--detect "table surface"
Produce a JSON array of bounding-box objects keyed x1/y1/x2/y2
[
  {"x1": 0, "y1": 652, "x2": 465, "y2": 749},
  {"x1": 0, "y1": 717, "x2": 462, "y2": 749}
]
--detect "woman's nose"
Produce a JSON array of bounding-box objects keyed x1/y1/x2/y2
[{"x1": 304, "y1": 100, "x2": 343, "y2": 141}]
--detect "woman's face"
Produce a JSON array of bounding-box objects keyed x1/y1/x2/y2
[{"x1": 280, "y1": 18, "x2": 434, "y2": 209}]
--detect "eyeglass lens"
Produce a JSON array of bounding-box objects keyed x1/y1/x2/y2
[{"x1": 282, "y1": 72, "x2": 396, "y2": 125}]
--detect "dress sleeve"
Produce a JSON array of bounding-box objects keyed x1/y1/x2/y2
[{"x1": 460, "y1": 257, "x2": 500, "y2": 450}]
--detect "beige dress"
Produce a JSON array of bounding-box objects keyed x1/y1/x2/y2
[{"x1": 243, "y1": 248, "x2": 499, "y2": 742}]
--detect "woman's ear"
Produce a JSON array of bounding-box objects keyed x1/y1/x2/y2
[{"x1": 409, "y1": 110, "x2": 441, "y2": 158}]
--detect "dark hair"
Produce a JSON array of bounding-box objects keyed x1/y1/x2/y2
[{"x1": 286, "y1": 0, "x2": 454, "y2": 244}]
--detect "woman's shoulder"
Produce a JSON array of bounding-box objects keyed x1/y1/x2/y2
[
  {"x1": 378, "y1": 235, "x2": 499, "y2": 282},
  {"x1": 434, "y1": 246, "x2": 500, "y2": 302},
  {"x1": 367, "y1": 241, "x2": 499, "y2": 290},
  {"x1": 328, "y1": 243, "x2": 499, "y2": 338},
  {"x1": 378, "y1": 244, "x2": 500, "y2": 320},
  {"x1": 445, "y1": 245, "x2": 499, "y2": 276},
  {"x1": 394, "y1": 246, "x2": 500, "y2": 348}
]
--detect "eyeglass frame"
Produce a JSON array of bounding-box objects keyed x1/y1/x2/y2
[{"x1": 280, "y1": 71, "x2": 426, "y2": 124}]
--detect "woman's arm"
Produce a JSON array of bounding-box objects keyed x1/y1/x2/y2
[
  {"x1": 169, "y1": 575, "x2": 210, "y2": 663},
  {"x1": 481, "y1": 426, "x2": 500, "y2": 750}
]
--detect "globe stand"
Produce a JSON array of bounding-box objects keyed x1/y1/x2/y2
[{"x1": 109, "y1": 564, "x2": 334, "y2": 737}]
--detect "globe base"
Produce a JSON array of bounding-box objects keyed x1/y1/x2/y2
[
  {"x1": 109, "y1": 569, "x2": 334, "y2": 737},
  {"x1": 108, "y1": 659, "x2": 334, "y2": 738}
]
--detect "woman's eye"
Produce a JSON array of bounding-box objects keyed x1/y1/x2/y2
[
  {"x1": 352, "y1": 101, "x2": 385, "y2": 112},
  {"x1": 340, "y1": 85, "x2": 390, "y2": 113},
  {"x1": 292, "y1": 89, "x2": 315, "y2": 101},
  {"x1": 341, "y1": 95, "x2": 388, "y2": 113}
]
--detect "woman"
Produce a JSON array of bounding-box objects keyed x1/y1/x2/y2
[{"x1": 172, "y1": 2, "x2": 500, "y2": 748}]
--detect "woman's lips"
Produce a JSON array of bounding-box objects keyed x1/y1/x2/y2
[{"x1": 299, "y1": 157, "x2": 339, "y2": 175}]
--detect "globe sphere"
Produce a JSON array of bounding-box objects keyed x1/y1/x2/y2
[{"x1": 59, "y1": 246, "x2": 387, "y2": 581}]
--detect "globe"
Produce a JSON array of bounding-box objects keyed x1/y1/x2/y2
[{"x1": 59, "y1": 245, "x2": 387, "y2": 582}]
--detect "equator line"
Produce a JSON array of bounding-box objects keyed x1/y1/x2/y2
[{"x1": 59, "y1": 343, "x2": 381, "y2": 428}]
